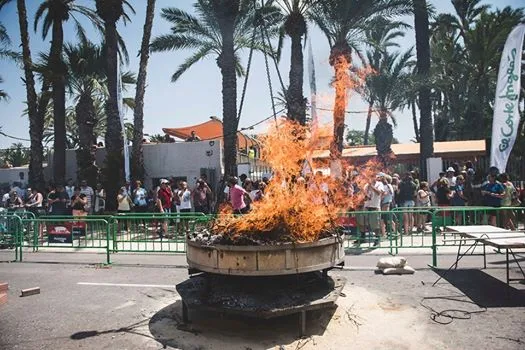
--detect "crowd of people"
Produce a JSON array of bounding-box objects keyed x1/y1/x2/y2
[
  {"x1": 1, "y1": 162, "x2": 522, "y2": 237},
  {"x1": 354, "y1": 163, "x2": 523, "y2": 245}
]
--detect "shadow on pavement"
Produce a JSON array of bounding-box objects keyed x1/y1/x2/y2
[
  {"x1": 432, "y1": 268, "x2": 525, "y2": 308},
  {"x1": 148, "y1": 300, "x2": 336, "y2": 349}
]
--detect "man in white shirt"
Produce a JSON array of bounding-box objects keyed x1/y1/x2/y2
[
  {"x1": 80, "y1": 180, "x2": 94, "y2": 214},
  {"x1": 363, "y1": 173, "x2": 385, "y2": 245},
  {"x1": 446, "y1": 167, "x2": 457, "y2": 187}
]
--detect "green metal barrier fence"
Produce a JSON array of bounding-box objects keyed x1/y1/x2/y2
[
  {"x1": 18, "y1": 216, "x2": 111, "y2": 264},
  {"x1": 110, "y1": 213, "x2": 209, "y2": 253},
  {"x1": 6, "y1": 207, "x2": 524, "y2": 266},
  {"x1": 0, "y1": 212, "x2": 22, "y2": 261},
  {"x1": 339, "y1": 209, "x2": 434, "y2": 255}
]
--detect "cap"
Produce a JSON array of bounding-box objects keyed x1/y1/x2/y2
[
  {"x1": 377, "y1": 172, "x2": 385, "y2": 177},
  {"x1": 160, "y1": 179, "x2": 169, "y2": 184},
  {"x1": 446, "y1": 167, "x2": 455, "y2": 172}
]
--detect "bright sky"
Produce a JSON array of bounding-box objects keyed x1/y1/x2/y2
[{"x1": 0, "y1": 0, "x2": 520, "y2": 149}]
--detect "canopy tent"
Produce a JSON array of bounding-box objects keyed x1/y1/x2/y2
[{"x1": 162, "y1": 117, "x2": 258, "y2": 150}]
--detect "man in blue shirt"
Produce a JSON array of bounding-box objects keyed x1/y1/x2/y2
[{"x1": 481, "y1": 174, "x2": 505, "y2": 226}]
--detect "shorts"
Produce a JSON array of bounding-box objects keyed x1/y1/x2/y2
[
  {"x1": 365, "y1": 207, "x2": 380, "y2": 231},
  {"x1": 400, "y1": 200, "x2": 415, "y2": 208},
  {"x1": 180, "y1": 208, "x2": 191, "y2": 213}
]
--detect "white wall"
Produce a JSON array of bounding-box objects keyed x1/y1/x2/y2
[
  {"x1": 0, "y1": 140, "x2": 225, "y2": 190},
  {"x1": 0, "y1": 167, "x2": 30, "y2": 187},
  {"x1": 43, "y1": 140, "x2": 223, "y2": 190}
]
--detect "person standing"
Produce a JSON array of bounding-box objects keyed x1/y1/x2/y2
[
  {"x1": 499, "y1": 173, "x2": 517, "y2": 230},
  {"x1": 397, "y1": 172, "x2": 417, "y2": 234},
  {"x1": 380, "y1": 175, "x2": 394, "y2": 235},
  {"x1": 117, "y1": 187, "x2": 132, "y2": 233},
  {"x1": 481, "y1": 173, "x2": 505, "y2": 226},
  {"x1": 71, "y1": 187, "x2": 88, "y2": 217},
  {"x1": 445, "y1": 167, "x2": 457, "y2": 187},
  {"x1": 156, "y1": 179, "x2": 173, "y2": 236},
  {"x1": 178, "y1": 181, "x2": 192, "y2": 232},
  {"x1": 193, "y1": 179, "x2": 212, "y2": 214},
  {"x1": 25, "y1": 188, "x2": 44, "y2": 216},
  {"x1": 363, "y1": 173, "x2": 384, "y2": 244},
  {"x1": 49, "y1": 184, "x2": 69, "y2": 215},
  {"x1": 79, "y1": 180, "x2": 94, "y2": 214},
  {"x1": 132, "y1": 181, "x2": 149, "y2": 213},
  {"x1": 451, "y1": 175, "x2": 467, "y2": 224},
  {"x1": 416, "y1": 182, "x2": 431, "y2": 232},
  {"x1": 65, "y1": 178, "x2": 75, "y2": 205},
  {"x1": 94, "y1": 183, "x2": 106, "y2": 214},
  {"x1": 228, "y1": 176, "x2": 249, "y2": 214}
]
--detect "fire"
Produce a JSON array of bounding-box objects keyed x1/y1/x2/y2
[{"x1": 213, "y1": 120, "x2": 385, "y2": 244}]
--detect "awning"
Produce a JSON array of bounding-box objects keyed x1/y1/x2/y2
[{"x1": 162, "y1": 118, "x2": 257, "y2": 149}]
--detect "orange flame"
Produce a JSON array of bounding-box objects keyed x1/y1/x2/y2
[{"x1": 213, "y1": 120, "x2": 385, "y2": 243}]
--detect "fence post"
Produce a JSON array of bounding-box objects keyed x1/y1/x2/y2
[
  {"x1": 431, "y1": 211, "x2": 437, "y2": 267},
  {"x1": 105, "y1": 220, "x2": 111, "y2": 265}
]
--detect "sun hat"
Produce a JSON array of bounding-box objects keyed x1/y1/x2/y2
[
  {"x1": 446, "y1": 167, "x2": 455, "y2": 172},
  {"x1": 160, "y1": 179, "x2": 169, "y2": 184}
]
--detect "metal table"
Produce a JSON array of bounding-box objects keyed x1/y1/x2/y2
[{"x1": 435, "y1": 225, "x2": 525, "y2": 285}]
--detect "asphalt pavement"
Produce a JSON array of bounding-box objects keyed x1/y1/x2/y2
[{"x1": 0, "y1": 251, "x2": 524, "y2": 349}]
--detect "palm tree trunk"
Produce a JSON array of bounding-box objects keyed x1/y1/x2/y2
[
  {"x1": 364, "y1": 100, "x2": 374, "y2": 145},
  {"x1": 50, "y1": 19, "x2": 67, "y2": 185},
  {"x1": 288, "y1": 31, "x2": 306, "y2": 125},
  {"x1": 329, "y1": 44, "x2": 351, "y2": 176},
  {"x1": 103, "y1": 20, "x2": 123, "y2": 212},
  {"x1": 75, "y1": 93, "x2": 97, "y2": 185},
  {"x1": 16, "y1": 0, "x2": 44, "y2": 189},
  {"x1": 412, "y1": 100, "x2": 420, "y2": 142},
  {"x1": 414, "y1": 0, "x2": 433, "y2": 180},
  {"x1": 132, "y1": 0, "x2": 156, "y2": 182},
  {"x1": 213, "y1": 0, "x2": 239, "y2": 180}
]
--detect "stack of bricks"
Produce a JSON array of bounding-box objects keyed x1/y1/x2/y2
[{"x1": 0, "y1": 282, "x2": 7, "y2": 306}]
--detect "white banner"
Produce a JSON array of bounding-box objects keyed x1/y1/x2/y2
[
  {"x1": 490, "y1": 23, "x2": 525, "y2": 173},
  {"x1": 117, "y1": 59, "x2": 131, "y2": 182}
]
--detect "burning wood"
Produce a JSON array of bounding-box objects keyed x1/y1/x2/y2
[{"x1": 189, "y1": 120, "x2": 384, "y2": 246}]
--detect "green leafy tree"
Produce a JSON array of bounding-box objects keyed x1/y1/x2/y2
[
  {"x1": 369, "y1": 49, "x2": 414, "y2": 162},
  {"x1": 0, "y1": 0, "x2": 48, "y2": 190},
  {"x1": 151, "y1": 0, "x2": 280, "y2": 179},
  {"x1": 34, "y1": 0, "x2": 101, "y2": 185},
  {"x1": 0, "y1": 143, "x2": 31, "y2": 167},
  {"x1": 274, "y1": 0, "x2": 317, "y2": 125},
  {"x1": 359, "y1": 17, "x2": 409, "y2": 145},
  {"x1": 131, "y1": 0, "x2": 156, "y2": 182},
  {"x1": 96, "y1": 0, "x2": 135, "y2": 211},
  {"x1": 310, "y1": 0, "x2": 411, "y2": 169}
]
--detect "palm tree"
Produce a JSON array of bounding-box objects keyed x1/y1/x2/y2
[
  {"x1": 275, "y1": 0, "x2": 317, "y2": 125},
  {"x1": 413, "y1": 0, "x2": 433, "y2": 180},
  {"x1": 369, "y1": 49, "x2": 414, "y2": 163},
  {"x1": 131, "y1": 0, "x2": 155, "y2": 182},
  {"x1": 96, "y1": 0, "x2": 134, "y2": 211},
  {"x1": 151, "y1": 0, "x2": 278, "y2": 179},
  {"x1": 34, "y1": 0, "x2": 101, "y2": 185},
  {"x1": 359, "y1": 17, "x2": 408, "y2": 145},
  {"x1": 64, "y1": 41, "x2": 105, "y2": 185},
  {"x1": 310, "y1": 0, "x2": 411, "y2": 173},
  {"x1": 0, "y1": 0, "x2": 46, "y2": 189}
]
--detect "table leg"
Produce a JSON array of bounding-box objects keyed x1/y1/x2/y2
[
  {"x1": 506, "y1": 249, "x2": 510, "y2": 285},
  {"x1": 483, "y1": 244, "x2": 486, "y2": 269}
]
